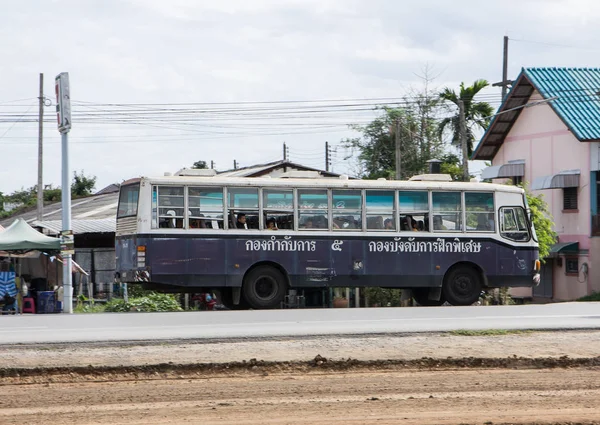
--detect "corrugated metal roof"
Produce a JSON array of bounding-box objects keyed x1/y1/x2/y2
[
  {"x1": 0, "y1": 192, "x2": 119, "y2": 228},
  {"x1": 530, "y1": 169, "x2": 581, "y2": 190},
  {"x1": 473, "y1": 67, "x2": 600, "y2": 161},
  {"x1": 32, "y1": 218, "x2": 116, "y2": 235},
  {"x1": 481, "y1": 159, "x2": 525, "y2": 180},
  {"x1": 526, "y1": 67, "x2": 600, "y2": 141},
  {"x1": 217, "y1": 160, "x2": 342, "y2": 178}
]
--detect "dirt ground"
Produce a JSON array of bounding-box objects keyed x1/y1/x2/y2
[{"x1": 1, "y1": 330, "x2": 600, "y2": 424}]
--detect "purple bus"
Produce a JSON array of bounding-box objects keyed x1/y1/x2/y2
[{"x1": 115, "y1": 171, "x2": 540, "y2": 309}]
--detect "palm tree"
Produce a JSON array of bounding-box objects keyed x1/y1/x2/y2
[{"x1": 438, "y1": 79, "x2": 494, "y2": 157}]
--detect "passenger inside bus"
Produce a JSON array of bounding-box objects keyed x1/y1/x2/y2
[
  {"x1": 236, "y1": 213, "x2": 248, "y2": 229},
  {"x1": 476, "y1": 213, "x2": 494, "y2": 231},
  {"x1": 266, "y1": 218, "x2": 277, "y2": 230},
  {"x1": 159, "y1": 210, "x2": 184, "y2": 229},
  {"x1": 433, "y1": 215, "x2": 447, "y2": 231}
]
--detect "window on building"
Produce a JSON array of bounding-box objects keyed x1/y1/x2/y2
[
  {"x1": 563, "y1": 187, "x2": 578, "y2": 210},
  {"x1": 512, "y1": 176, "x2": 523, "y2": 186},
  {"x1": 366, "y1": 190, "x2": 395, "y2": 231},
  {"x1": 565, "y1": 257, "x2": 579, "y2": 275}
]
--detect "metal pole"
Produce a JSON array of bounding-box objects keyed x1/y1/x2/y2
[
  {"x1": 61, "y1": 131, "x2": 73, "y2": 313},
  {"x1": 458, "y1": 100, "x2": 469, "y2": 182},
  {"x1": 283, "y1": 142, "x2": 287, "y2": 161},
  {"x1": 325, "y1": 141, "x2": 329, "y2": 171},
  {"x1": 502, "y1": 36, "x2": 509, "y2": 100},
  {"x1": 37, "y1": 73, "x2": 44, "y2": 222},
  {"x1": 395, "y1": 119, "x2": 401, "y2": 180}
]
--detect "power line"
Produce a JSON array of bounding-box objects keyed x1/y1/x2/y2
[
  {"x1": 0, "y1": 103, "x2": 36, "y2": 140},
  {"x1": 509, "y1": 37, "x2": 600, "y2": 52}
]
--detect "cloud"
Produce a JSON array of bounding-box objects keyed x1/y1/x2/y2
[{"x1": 0, "y1": 0, "x2": 598, "y2": 193}]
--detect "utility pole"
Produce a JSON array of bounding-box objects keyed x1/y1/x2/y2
[
  {"x1": 283, "y1": 142, "x2": 287, "y2": 161},
  {"x1": 325, "y1": 141, "x2": 330, "y2": 172},
  {"x1": 56, "y1": 72, "x2": 73, "y2": 314},
  {"x1": 493, "y1": 36, "x2": 512, "y2": 98},
  {"x1": 37, "y1": 73, "x2": 44, "y2": 222},
  {"x1": 210, "y1": 160, "x2": 214, "y2": 169},
  {"x1": 233, "y1": 159, "x2": 237, "y2": 170},
  {"x1": 502, "y1": 35, "x2": 509, "y2": 100},
  {"x1": 395, "y1": 119, "x2": 402, "y2": 180},
  {"x1": 458, "y1": 100, "x2": 469, "y2": 182}
]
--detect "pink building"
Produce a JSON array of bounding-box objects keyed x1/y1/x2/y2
[{"x1": 474, "y1": 67, "x2": 600, "y2": 301}]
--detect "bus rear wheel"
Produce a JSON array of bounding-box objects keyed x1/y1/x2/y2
[
  {"x1": 442, "y1": 266, "x2": 482, "y2": 306},
  {"x1": 243, "y1": 266, "x2": 287, "y2": 309}
]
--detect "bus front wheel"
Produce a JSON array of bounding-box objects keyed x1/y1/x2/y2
[
  {"x1": 243, "y1": 266, "x2": 287, "y2": 309},
  {"x1": 442, "y1": 266, "x2": 482, "y2": 306}
]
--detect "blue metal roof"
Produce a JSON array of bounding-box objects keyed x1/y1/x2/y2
[
  {"x1": 525, "y1": 67, "x2": 600, "y2": 141},
  {"x1": 473, "y1": 67, "x2": 600, "y2": 160}
]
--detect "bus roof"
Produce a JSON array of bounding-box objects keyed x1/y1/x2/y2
[{"x1": 129, "y1": 175, "x2": 525, "y2": 194}]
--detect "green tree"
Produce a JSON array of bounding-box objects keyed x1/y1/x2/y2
[
  {"x1": 343, "y1": 105, "x2": 446, "y2": 180},
  {"x1": 524, "y1": 187, "x2": 557, "y2": 262},
  {"x1": 437, "y1": 79, "x2": 494, "y2": 156},
  {"x1": 192, "y1": 160, "x2": 208, "y2": 169},
  {"x1": 71, "y1": 170, "x2": 96, "y2": 197}
]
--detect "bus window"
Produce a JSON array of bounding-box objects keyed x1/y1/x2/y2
[
  {"x1": 156, "y1": 186, "x2": 184, "y2": 229},
  {"x1": 366, "y1": 190, "x2": 395, "y2": 230},
  {"x1": 117, "y1": 184, "x2": 139, "y2": 218},
  {"x1": 188, "y1": 187, "x2": 224, "y2": 229},
  {"x1": 466, "y1": 192, "x2": 495, "y2": 232},
  {"x1": 432, "y1": 192, "x2": 461, "y2": 232},
  {"x1": 298, "y1": 189, "x2": 328, "y2": 230},
  {"x1": 500, "y1": 207, "x2": 530, "y2": 241},
  {"x1": 263, "y1": 189, "x2": 294, "y2": 230},
  {"x1": 228, "y1": 188, "x2": 259, "y2": 229},
  {"x1": 399, "y1": 191, "x2": 429, "y2": 232},
  {"x1": 332, "y1": 190, "x2": 362, "y2": 231}
]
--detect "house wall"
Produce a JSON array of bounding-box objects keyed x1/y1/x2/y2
[{"x1": 493, "y1": 90, "x2": 595, "y2": 300}]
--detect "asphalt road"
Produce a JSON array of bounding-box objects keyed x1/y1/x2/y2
[{"x1": 0, "y1": 302, "x2": 599, "y2": 345}]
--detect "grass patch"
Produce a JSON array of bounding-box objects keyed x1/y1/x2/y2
[
  {"x1": 73, "y1": 303, "x2": 106, "y2": 314},
  {"x1": 577, "y1": 292, "x2": 600, "y2": 302},
  {"x1": 449, "y1": 329, "x2": 531, "y2": 337}
]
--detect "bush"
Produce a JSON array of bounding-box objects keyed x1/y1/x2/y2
[
  {"x1": 104, "y1": 293, "x2": 183, "y2": 312},
  {"x1": 577, "y1": 292, "x2": 600, "y2": 302},
  {"x1": 363, "y1": 287, "x2": 402, "y2": 307}
]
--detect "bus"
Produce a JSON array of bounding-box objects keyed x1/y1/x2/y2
[{"x1": 115, "y1": 170, "x2": 541, "y2": 309}]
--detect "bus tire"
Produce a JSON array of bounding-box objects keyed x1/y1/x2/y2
[
  {"x1": 442, "y1": 266, "x2": 482, "y2": 306},
  {"x1": 242, "y1": 266, "x2": 287, "y2": 309},
  {"x1": 412, "y1": 288, "x2": 445, "y2": 306}
]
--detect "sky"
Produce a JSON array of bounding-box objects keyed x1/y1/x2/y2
[{"x1": 1, "y1": 0, "x2": 599, "y2": 194}]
